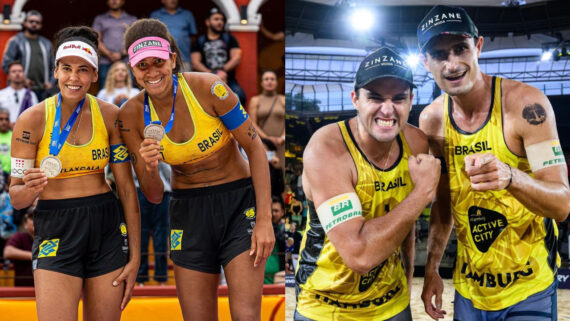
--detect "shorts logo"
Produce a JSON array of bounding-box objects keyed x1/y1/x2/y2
[
  {"x1": 211, "y1": 81, "x2": 228, "y2": 100},
  {"x1": 170, "y1": 230, "x2": 183, "y2": 251},
  {"x1": 244, "y1": 207, "x2": 256, "y2": 219},
  {"x1": 38, "y1": 239, "x2": 60, "y2": 258},
  {"x1": 120, "y1": 223, "x2": 128, "y2": 236},
  {"x1": 552, "y1": 143, "x2": 563, "y2": 156}
]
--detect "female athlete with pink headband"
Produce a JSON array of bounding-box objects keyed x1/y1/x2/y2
[
  {"x1": 10, "y1": 26, "x2": 140, "y2": 320},
  {"x1": 119, "y1": 19, "x2": 274, "y2": 320}
]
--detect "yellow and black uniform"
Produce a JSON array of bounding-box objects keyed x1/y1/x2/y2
[
  {"x1": 296, "y1": 120, "x2": 413, "y2": 320},
  {"x1": 444, "y1": 76, "x2": 558, "y2": 310},
  {"x1": 147, "y1": 74, "x2": 254, "y2": 273},
  {"x1": 35, "y1": 94, "x2": 110, "y2": 178},
  {"x1": 32, "y1": 94, "x2": 128, "y2": 278},
  {"x1": 146, "y1": 73, "x2": 232, "y2": 165}
]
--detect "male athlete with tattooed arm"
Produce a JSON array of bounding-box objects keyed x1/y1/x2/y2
[{"x1": 418, "y1": 5, "x2": 570, "y2": 321}]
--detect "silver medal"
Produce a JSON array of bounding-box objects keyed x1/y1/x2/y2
[
  {"x1": 144, "y1": 123, "x2": 165, "y2": 141},
  {"x1": 40, "y1": 156, "x2": 62, "y2": 178}
]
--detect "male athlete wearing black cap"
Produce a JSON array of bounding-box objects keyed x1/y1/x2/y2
[
  {"x1": 294, "y1": 47, "x2": 441, "y2": 320},
  {"x1": 418, "y1": 5, "x2": 570, "y2": 321}
]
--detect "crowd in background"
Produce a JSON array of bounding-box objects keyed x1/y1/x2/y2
[{"x1": 0, "y1": 0, "x2": 287, "y2": 287}]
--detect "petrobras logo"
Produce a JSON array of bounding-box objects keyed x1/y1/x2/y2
[
  {"x1": 421, "y1": 11, "x2": 464, "y2": 33},
  {"x1": 132, "y1": 40, "x2": 163, "y2": 53}
]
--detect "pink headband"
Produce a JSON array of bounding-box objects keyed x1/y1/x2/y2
[{"x1": 128, "y1": 36, "x2": 171, "y2": 67}]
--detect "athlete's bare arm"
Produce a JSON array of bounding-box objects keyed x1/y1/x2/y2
[
  {"x1": 118, "y1": 93, "x2": 165, "y2": 204},
  {"x1": 303, "y1": 122, "x2": 440, "y2": 275},
  {"x1": 465, "y1": 80, "x2": 570, "y2": 221},
  {"x1": 9, "y1": 103, "x2": 47, "y2": 209},
  {"x1": 419, "y1": 98, "x2": 453, "y2": 320},
  {"x1": 101, "y1": 100, "x2": 141, "y2": 310}
]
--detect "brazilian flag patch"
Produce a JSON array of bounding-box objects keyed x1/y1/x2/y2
[
  {"x1": 38, "y1": 239, "x2": 60, "y2": 258},
  {"x1": 170, "y1": 230, "x2": 183, "y2": 251}
]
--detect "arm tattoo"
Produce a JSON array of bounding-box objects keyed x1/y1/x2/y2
[
  {"x1": 522, "y1": 103, "x2": 547, "y2": 125},
  {"x1": 130, "y1": 152, "x2": 137, "y2": 165},
  {"x1": 15, "y1": 131, "x2": 36, "y2": 145},
  {"x1": 247, "y1": 124, "x2": 258, "y2": 140}
]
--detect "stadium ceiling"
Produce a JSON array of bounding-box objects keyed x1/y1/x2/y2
[{"x1": 286, "y1": 0, "x2": 570, "y2": 44}]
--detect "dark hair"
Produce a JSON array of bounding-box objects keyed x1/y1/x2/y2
[
  {"x1": 124, "y1": 19, "x2": 183, "y2": 74},
  {"x1": 262, "y1": 138, "x2": 277, "y2": 151},
  {"x1": 271, "y1": 195, "x2": 284, "y2": 209},
  {"x1": 261, "y1": 70, "x2": 277, "y2": 78},
  {"x1": 7, "y1": 60, "x2": 23, "y2": 72}
]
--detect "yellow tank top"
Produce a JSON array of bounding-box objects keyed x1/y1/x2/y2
[
  {"x1": 444, "y1": 77, "x2": 559, "y2": 310},
  {"x1": 35, "y1": 94, "x2": 109, "y2": 179},
  {"x1": 296, "y1": 120, "x2": 413, "y2": 320},
  {"x1": 148, "y1": 74, "x2": 232, "y2": 165}
]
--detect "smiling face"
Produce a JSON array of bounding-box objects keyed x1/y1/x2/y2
[
  {"x1": 422, "y1": 35, "x2": 483, "y2": 97},
  {"x1": 131, "y1": 55, "x2": 176, "y2": 97},
  {"x1": 352, "y1": 77, "x2": 413, "y2": 143},
  {"x1": 55, "y1": 56, "x2": 98, "y2": 102}
]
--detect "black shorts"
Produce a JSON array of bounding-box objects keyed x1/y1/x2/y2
[
  {"x1": 32, "y1": 192, "x2": 129, "y2": 278},
  {"x1": 169, "y1": 178, "x2": 256, "y2": 274}
]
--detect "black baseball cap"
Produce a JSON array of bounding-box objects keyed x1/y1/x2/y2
[
  {"x1": 354, "y1": 47, "x2": 416, "y2": 90},
  {"x1": 208, "y1": 7, "x2": 225, "y2": 19},
  {"x1": 417, "y1": 5, "x2": 478, "y2": 52}
]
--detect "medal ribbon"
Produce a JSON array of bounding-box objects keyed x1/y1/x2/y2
[
  {"x1": 49, "y1": 92, "x2": 86, "y2": 156},
  {"x1": 143, "y1": 74, "x2": 178, "y2": 133}
]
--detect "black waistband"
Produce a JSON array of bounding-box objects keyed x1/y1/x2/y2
[
  {"x1": 37, "y1": 191, "x2": 117, "y2": 210},
  {"x1": 171, "y1": 177, "x2": 252, "y2": 198}
]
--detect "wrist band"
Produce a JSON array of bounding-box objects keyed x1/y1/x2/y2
[{"x1": 505, "y1": 165, "x2": 513, "y2": 189}]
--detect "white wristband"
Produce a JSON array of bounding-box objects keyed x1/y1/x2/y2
[
  {"x1": 526, "y1": 139, "x2": 566, "y2": 172},
  {"x1": 11, "y1": 157, "x2": 35, "y2": 178},
  {"x1": 316, "y1": 192, "x2": 362, "y2": 233}
]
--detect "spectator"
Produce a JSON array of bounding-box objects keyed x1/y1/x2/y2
[
  {"x1": 3, "y1": 209, "x2": 34, "y2": 286},
  {"x1": 150, "y1": 0, "x2": 197, "y2": 72},
  {"x1": 96, "y1": 61, "x2": 140, "y2": 107},
  {"x1": 191, "y1": 7, "x2": 246, "y2": 105},
  {"x1": 93, "y1": 0, "x2": 136, "y2": 88},
  {"x1": 2, "y1": 11, "x2": 54, "y2": 100},
  {"x1": 285, "y1": 237, "x2": 294, "y2": 274},
  {"x1": 136, "y1": 163, "x2": 170, "y2": 286},
  {"x1": 0, "y1": 62, "x2": 38, "y2": 125},
  {"x1": 249, "y1": 70, "x2": 285, "y2": 169},
  {"x1": 286, "y1": 222, "x2": 302, "y2": 271},
  {"x1": 0, "y1": 108, "x2": 11, "y2": 180},
  {"x1": 262, "y1": 138, "x2": 284, "y2": 199},
  {"x1": 265, "y1": 196, "x2": 285, "y2": 284}
]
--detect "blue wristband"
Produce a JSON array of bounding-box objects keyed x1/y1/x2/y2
[
  {"x1": 110, "y1": 143, "x2": 130, "y2": 163},
  {"x1": 219, "y1": 101, "x2": 248, "y2": 130}
]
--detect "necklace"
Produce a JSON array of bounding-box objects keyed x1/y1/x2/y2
[
  {"x1": 355, "y1": 119, "x2": 396, "y2": 173},
  {"x1": 72, "y1": 102, "x2": 85, "y2": 145}
]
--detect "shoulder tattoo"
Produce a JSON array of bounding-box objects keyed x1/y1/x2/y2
[{"x1": 522, "y1": 103, "x2": 546, "y2": 125}]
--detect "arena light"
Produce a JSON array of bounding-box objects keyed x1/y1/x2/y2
[
  {"x1": 350, "y1": 8, "x2": 374, "y2": 31},
  {"x1": 2, "y1": 5, "x2": 10, "y2": 24},
  {"x1": 406, "y1": 53, "x2": 419, "y2": 68},
  {"x1": 240, "y1": 5, "x2": 248, "y2": 25},
  {"x1": 541, "y1": 51, "x2": 552, "y2": 61}
]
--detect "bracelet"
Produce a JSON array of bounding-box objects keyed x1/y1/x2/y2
[{"x1": 505, "y1": 165, "x2": 513, "y2": 189}]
